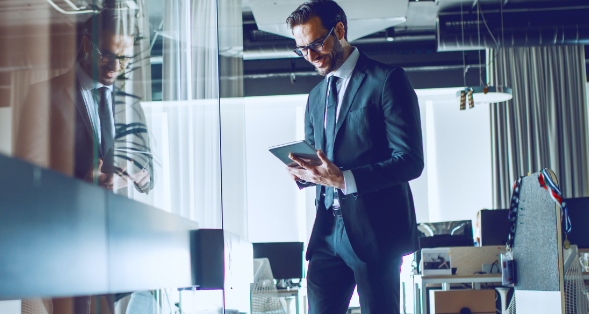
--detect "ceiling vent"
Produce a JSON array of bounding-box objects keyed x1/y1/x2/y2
[
  {"x1": 437, "y1": 7, "x2": 589, "y2": 51},
  {"x1": 248, "y1": 0, "x2": 408, "y2": 42}
]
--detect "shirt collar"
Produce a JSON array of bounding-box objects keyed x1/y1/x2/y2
[
  {"x1": 327, "y1": 47, "x2": 360, "y2": 80},
  {"x1": 75, "y1": 63, "x2": 113, "y2": 92}
]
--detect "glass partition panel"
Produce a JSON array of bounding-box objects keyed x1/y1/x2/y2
[
  {"x1": 0, "y1": 0, "x2": 224, "y2": 311},
  {"x1": 137, "y1": 0, "x2": 222, "y2": 227},
  {"x1": 217, "y1": 0, "x2": 252, "y2": 312},
  {"x1": 2, "y1": 0, "x2": 223, "y2": 227},
  {"x1": 218, "y1": 0, "x2": 247, "y2": 239}
]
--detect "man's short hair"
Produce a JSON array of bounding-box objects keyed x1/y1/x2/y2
[
  {"x1": 84, "y1": 9, "x2": 136, "y2": 38},
  {"x1": 286, "y1": 0, "x2": 348, "y2": 41}
]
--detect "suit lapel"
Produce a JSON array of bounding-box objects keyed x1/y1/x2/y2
[
  {"x1": 315, "y1": 79, "x2": 327, "y2": 152},
  {"x1": 335, "y1": 67, "x2": 366, "y2": 136},
  {"x1": 71, "y1": 79, "x2": 96, "y2": 147}
]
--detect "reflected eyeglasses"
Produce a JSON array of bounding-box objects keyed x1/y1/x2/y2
[
  {"x1": 91, "y1": 41, "x2": 132, "y2": 67},
  {"x1": 293, "y1": 27, "x2": 334, "y2": 57}
]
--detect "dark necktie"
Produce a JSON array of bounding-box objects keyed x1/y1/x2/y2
[
  {"x1": 97, "y1": 87, "x2": 114, "y2": 158},
  {"x1": 323, "y1": 75, "x2": 339, "y2": 210}
]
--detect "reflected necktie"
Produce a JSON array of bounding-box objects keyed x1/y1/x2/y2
[
  {"x1": 323, "y1": 75, "x2": 339, "y2": 210},
  {"x1": 97, "y1": 86, "x2": 114, "y2": 158}
]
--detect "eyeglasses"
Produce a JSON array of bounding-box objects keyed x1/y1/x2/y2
[
  {"x1": 293, "y1": 27, "x2": 334, "y2": 57},
  {"x1": 91, "y1": 41, "x2": 132, "y2": 67}
]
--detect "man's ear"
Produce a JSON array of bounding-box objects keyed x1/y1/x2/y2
[
  {"x1": 82, "y1": 36, "x2": 91, "y2": 54},
  {"x1": 335, "y1": 22, "x2": 346, "y2": 40}
]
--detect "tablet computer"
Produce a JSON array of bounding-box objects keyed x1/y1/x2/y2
[{"x1": 269, "y1": 140, "x2": 319, "y2": 165}]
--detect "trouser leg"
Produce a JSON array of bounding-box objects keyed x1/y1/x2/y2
[
  {"x1": 307, "y1": 216, "x2": 403, "y2": 314},
  {"x1": 337, "y1": 224, "x2": 403, "y2": 314},
  {"x1": 307, "y1": 215, "x2": 356, "y2": 314},
  {"x1": 307, "y1": 247, "x2": 356, "y2": 314}
]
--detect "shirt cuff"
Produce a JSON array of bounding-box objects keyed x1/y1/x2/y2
[{"x1": 342, "y1": 170, "x2": 358, "y2": 195}]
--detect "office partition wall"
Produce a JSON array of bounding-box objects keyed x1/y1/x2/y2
[{"x1": 0, "y1": 0, "x2": 251, "y2": 313}]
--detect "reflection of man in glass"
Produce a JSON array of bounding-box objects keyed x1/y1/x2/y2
[{"x1": 17, "y1": 9, "x2": 152, "y2": 192}]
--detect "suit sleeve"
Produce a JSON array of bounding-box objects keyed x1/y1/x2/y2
[
  {"x1": 14, "y1": 84, "x2": 51, "y2": 168},
  {"x1": 351, "y1": 67, "x2": 424, "y2": 195},
  {"x1": 128, "y1": 102, "x2": 155, "y2": 193},
  {"x1": 295, "y1": 96, "x2": 317, "y2": 189},
  {"x1": 304, "y1": 96, "x2": 315, "y2": 147}
]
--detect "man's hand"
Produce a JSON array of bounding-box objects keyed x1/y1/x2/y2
[
  {"x1": 116, "y1": 160, "x2": 151, "y2": 191},
  {"x1": 85, "y1": 159, "x2": 150, "y2": 191},
  {"x1": 126, "y1": 168, "x2": 150, "y2": 189},
  {"x1": 286, "y1": 149, "x2": 345, "y2": 189},
  {"x1": 85, "y1": 159, "x2": 115, "y2": 190}
]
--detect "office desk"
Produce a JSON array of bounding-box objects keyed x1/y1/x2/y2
[
  {"x1": 412, "y1": 274, "x2": 502, "y2": 314},
  {"x1": 277, "y1": 288, "x2": 300, "y2": 314}
]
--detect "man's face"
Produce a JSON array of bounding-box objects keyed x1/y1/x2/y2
[
  {"x1": 85, "y1": 32, "x2": 134, "y2": 85},
  {"x1": 293, "y1": 16, "x2": 344, "y2": 76}
]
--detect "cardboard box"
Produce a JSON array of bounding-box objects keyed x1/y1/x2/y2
[{"x1": 432, "y1": 290, "x2": 496, "y2": 314}]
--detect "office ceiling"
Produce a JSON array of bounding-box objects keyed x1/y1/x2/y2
[
  {"x1": 248, "y1": 0, "x2": 408, "y2": 42},
  {"x1": 242, "y1": 0, "x2": 589, "y2": 95},
  {"x1": 244, "y1": 0, "x2": 589, "y2": 56}
]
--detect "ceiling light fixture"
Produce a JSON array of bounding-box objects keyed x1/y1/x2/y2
[
  {"x1": 471, "y1": 0, "x2": 512, "y2": 104},
  {"x1": 472, "y1": 85, "x2": 512, "y2": 102},
  {"x1": 457, "y1": 0, "x2": 513, "y2": 109}
]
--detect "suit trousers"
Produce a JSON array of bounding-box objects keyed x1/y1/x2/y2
[{"x1": 307, "y1": 216, "x2": 403, "y2": 314}]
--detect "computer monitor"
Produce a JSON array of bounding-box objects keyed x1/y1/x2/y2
[
  {"x1": 417, "y1": 220, "x2": 475, "y2": 248},
  {"x1": 253, "y1": 242, "x2": 304, "y2": 280},
  {"x1": 480, "y1": 209, "x2": 510, "y2": 246},
  {"x1": 564, "y1": 197, "x2": 589, "y2": 248},
  {"x1": 416, "y1": 220, "x2": 474, "y2": 274}
]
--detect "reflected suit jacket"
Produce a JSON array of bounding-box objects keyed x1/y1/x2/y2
[
  {"x1": 16, "y1": 69, "x2": 154, "y2": 191},
  {"x1": 304, "y1": 52, "x2": 424, "y2": 263}
]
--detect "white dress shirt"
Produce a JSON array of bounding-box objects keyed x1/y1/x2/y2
[
  {"x1": 75, "y1": 63, "x2": 114, "y2": 147},
  {"x1": 324, "y1": 47, "x2": 360, "y2": 195}
]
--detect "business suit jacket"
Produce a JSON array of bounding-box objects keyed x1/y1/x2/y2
[
  {"x1": 16, "y1": 69, "x2": 154, "y2": 190},
  {"x1": 305, "y1": 51, "x2": 424, "y2": 264}
]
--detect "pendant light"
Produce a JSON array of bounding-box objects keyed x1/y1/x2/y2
[
  {"x1": 471, "y1": 0, "x2": 512, "y2": 103},
  {"x1": 471, "y1": 85, "x2": 513, "y2": 102},
  {"x1": 457, "y1": 3, "x2": 473, "y2": 110}
]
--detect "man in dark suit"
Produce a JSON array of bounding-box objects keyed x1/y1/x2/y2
[
  {"x1": 15, "y1": 10, "x2": 154, "y2": 314},
  {"x1": 285, "y1": 1, "x2": 424, "y2": 313},
  {"x1": 16, "y1": 9, "x2": 153, "y2": 192}
]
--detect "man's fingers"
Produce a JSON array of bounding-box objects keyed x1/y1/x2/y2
[
  {"x1": 289, "y1": 153, "x2": 305, "y2": 163},
  {"x1": 138, "y1": 175, "x2": 150, "y2": 187},
  {"x1": 317, "y1": 149, "x2": 329, "y2": 164},
  {"x1": 298, "y1": 159, "x2": 313, "y2": 170},
  {"x1": 287, "y1": 165, "x2": 309, "y2": 182},
  {"x1": 136, "y1": 171, "x2": 150, "y2": 186},
  {"x1": 127, "y1": 169, "x2": 150, "y2": 186},
  {"x1": 289, "y1": 153, "x2": 304, "y2": 166}
]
